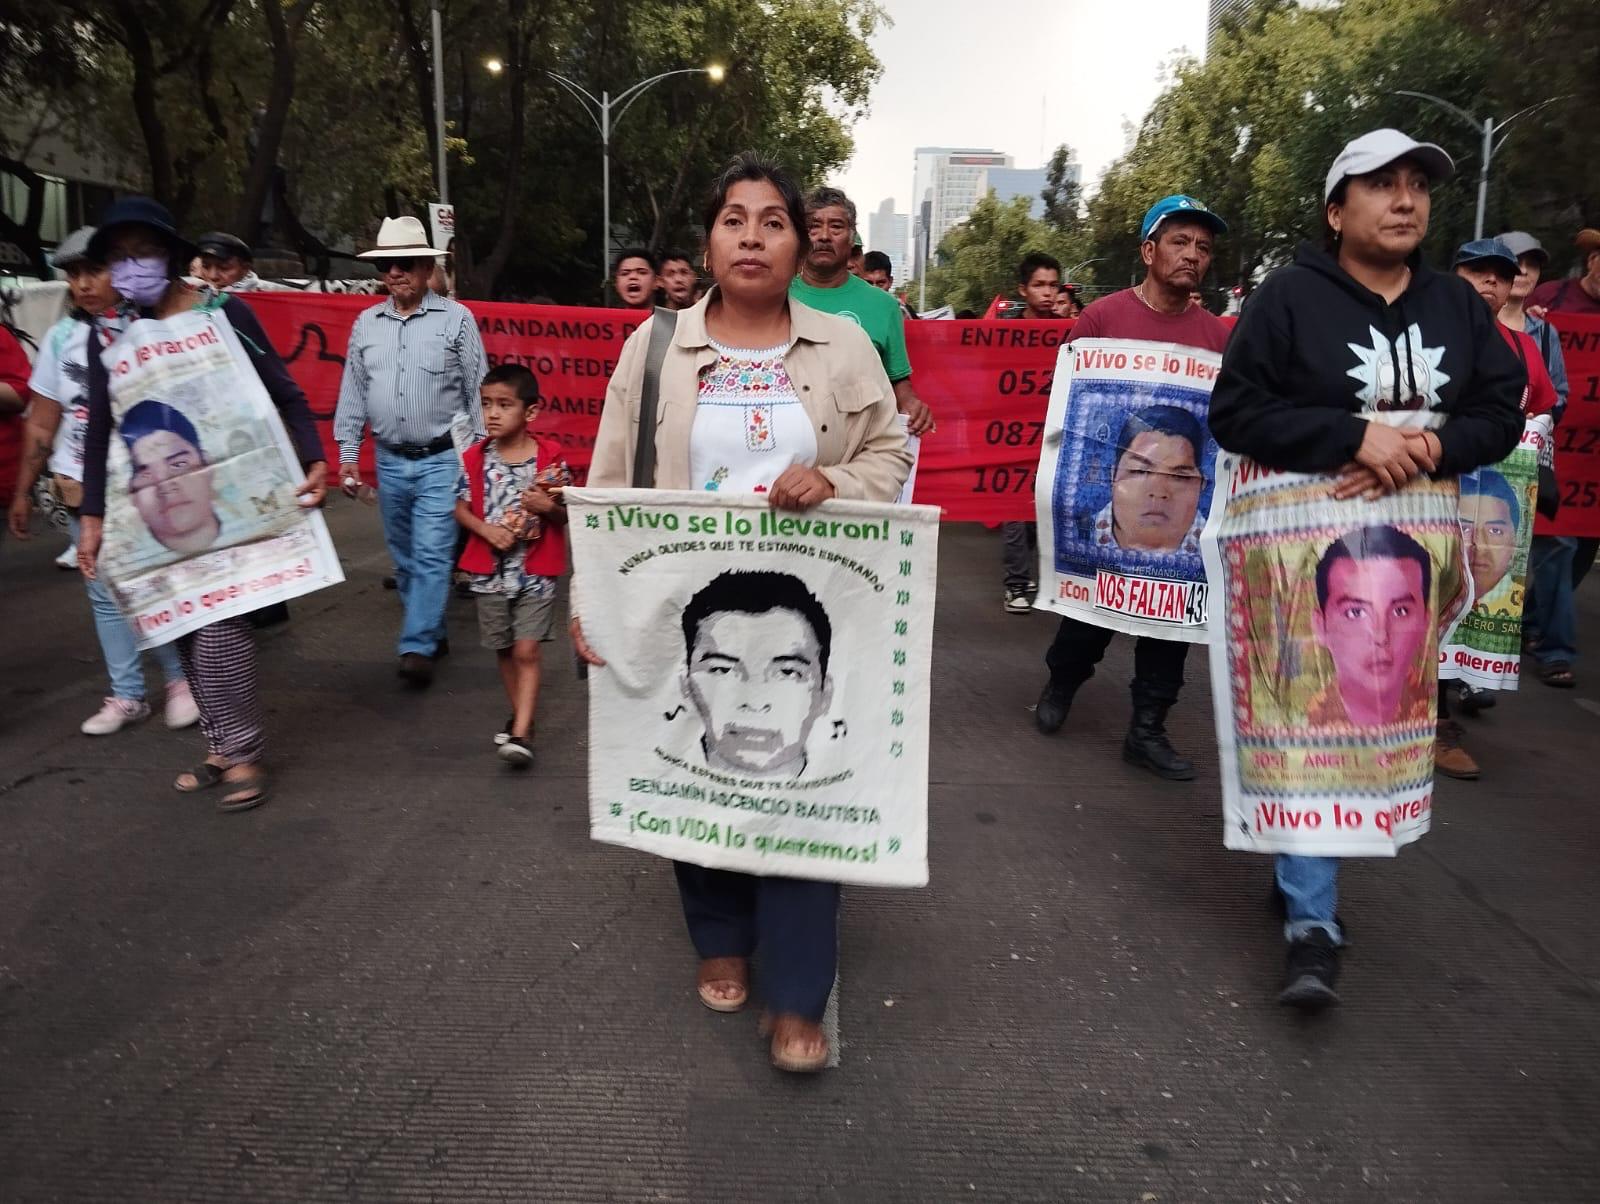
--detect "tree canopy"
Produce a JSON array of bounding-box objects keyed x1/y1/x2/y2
[
  {"x1": 2, "y1": 0, "x2": 885, "y2": 300},
  {"x1": 915, "y1": 0, "x2": 1597, "y2": 310},
  {"x1": 1086, "y1": 0, "x2": 1598, "y2": 292}
]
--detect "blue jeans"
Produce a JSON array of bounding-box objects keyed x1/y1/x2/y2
[
  {"x1": 1525, "y1": 535, "x2": 1578, "y2": 667},
  {"x1": 375, "y1": 446, "x2": 458, "y2": 656},
  {"x1": 1275, "y1": 855, "x2": 1341, "y2": 944},
  {"x1": 70, "y1": 514, "x2": 183, "y2": 700}
]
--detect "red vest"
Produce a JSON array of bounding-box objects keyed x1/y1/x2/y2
[{"x1": 456, "y1": 435, "x2": 569, "y2": 578}]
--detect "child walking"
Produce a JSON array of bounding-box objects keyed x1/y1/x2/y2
[{"x1": 454, "y1": 364, "x2": 571, "y2": 766}]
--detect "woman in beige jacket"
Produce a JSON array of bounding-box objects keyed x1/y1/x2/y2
[{"x1": 576, "y1": 152, "x2": 910, "y2": 1072}]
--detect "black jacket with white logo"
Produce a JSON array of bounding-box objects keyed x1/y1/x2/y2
[{"x1": 1210, "y1": 241, "x2": 1524, "y2": 475}]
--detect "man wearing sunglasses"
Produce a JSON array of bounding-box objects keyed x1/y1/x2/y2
[{"x1": 335, "y1": 216, "x2": 487, "y2": 685}]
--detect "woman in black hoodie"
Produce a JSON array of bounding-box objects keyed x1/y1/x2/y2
[{"x1": 1210, "y1": 129, "x2": 1524, "y2": 1011}]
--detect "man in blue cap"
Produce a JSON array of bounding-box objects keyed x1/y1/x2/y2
[{"x1": 1032, "y1": 193, "x2": 1232, "y2": 780}]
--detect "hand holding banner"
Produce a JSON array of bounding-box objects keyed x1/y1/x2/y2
[
  {"x1": 98, "y1": 306, "x2": 343, "y2": 649},
  {"x1": 568, "y1": 489, "x2": 938, "y2": 887}
]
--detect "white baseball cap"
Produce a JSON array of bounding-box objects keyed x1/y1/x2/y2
[{"x1": 1324, "y1": 128, "x2": 1454, "y2": 202}]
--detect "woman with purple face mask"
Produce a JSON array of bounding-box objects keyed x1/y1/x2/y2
[{"x1": 77, "y1": 197, "x2": 329, "y2": 813}]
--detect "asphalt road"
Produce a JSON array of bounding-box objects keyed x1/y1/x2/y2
[{"x1": 2, "y1": 503, "x2": 1596, "y2": 1202}]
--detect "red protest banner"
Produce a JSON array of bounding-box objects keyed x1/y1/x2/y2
[
  {"x1": 245, "y1": 293, "x2": 1062, "y2": 520},
  {"x1": 1542, "y1": 313, "x2": 1600, "y2": 537},
  {"x1": 902, "y1": 318, "x2": 1068, "y2": 522},
  {"x1": 244, "y1": 294, "x2": 646, "y2": 485}
]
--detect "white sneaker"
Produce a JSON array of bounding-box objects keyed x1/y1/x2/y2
[
  {"x1": 164, "y1": 680, "x2": 200, "y2": 729},
  {"x1": 56, "y1": 543, "x2": 78, "y2": 570},
  {"x1": 81, "y1": 697, "x2": 152, "y2": 736}
]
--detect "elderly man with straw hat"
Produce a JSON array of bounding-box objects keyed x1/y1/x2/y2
[{"x1": 334, "y1": 215, "x2": 487, "y2": 685}]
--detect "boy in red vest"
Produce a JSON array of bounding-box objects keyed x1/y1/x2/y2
[{"x1": 454, "y1": 364, "x2": 571, "y2": 765}]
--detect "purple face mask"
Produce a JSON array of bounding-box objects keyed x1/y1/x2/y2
[{"x1": 110, "y1": 255, "x2": 172, "y2": 306}]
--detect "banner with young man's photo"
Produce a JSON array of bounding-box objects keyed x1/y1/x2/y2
[
  {"x1": 98, "y1": 306, "x2": 343, "y2": 649},
  {"x1": 567, "y1": 489, "x2": 938, "y2": 888},
  {"x1": 1437, "y1": 416, "x2": 1548, "y2": 691},
  {"x1": 1201, "y1": 419, "x2": 1471, "y2": 858},
  {"x1": 1033, "y1": 338, "x2": 1221, "y2": 640}
]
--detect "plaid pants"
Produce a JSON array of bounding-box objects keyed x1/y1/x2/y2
[{"x1": 176, "y1": 616, "x2": 265, "y2": 765}]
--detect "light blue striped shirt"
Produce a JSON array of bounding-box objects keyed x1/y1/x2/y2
[{"x1": 333, "y1": 291, "x2": 488, "y2": 463}]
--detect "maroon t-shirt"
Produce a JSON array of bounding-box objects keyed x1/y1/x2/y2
[
  {"x1": 1527, "y1": 276, "x2": 1600, "y2": 315},
  {"x1": 1067, "y1": 287, "x2": 1232, "y2": 353}
]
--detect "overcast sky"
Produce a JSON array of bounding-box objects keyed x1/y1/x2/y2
[{"x1": 833, "y1": 0, "x2": 1209, "y2": 218}]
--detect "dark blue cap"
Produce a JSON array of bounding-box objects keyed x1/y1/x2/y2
[
  {"x1": 1140, "y1": 194, "x2": 1228, "y2": 242},
  {"x1": 1452, "y1": 238, "x2": 1519, "y2": 279},
  {"x1": 86, "y1": 197, "x2": 198, "y2": 262}
]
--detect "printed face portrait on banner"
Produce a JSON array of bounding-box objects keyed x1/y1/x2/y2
[
  {"x1": 1052, "y1": 379, "x2": 1217, "y2": 580},
  {"x1": 1458, "y1": 469, "x2": 1520, "y2": 604},
  {"x1": 680, "y1": 570, "x2": 836, "y2": 778},
  {"x1": 1308, "y1": 525, "x2": 1434, "y2": 728},
  {"x1": 121, "y1": 399, "x2": 222, "y2": 554},
  {"x1": 1106, "y1": 405, "x2": 1207, "y2": 551}
]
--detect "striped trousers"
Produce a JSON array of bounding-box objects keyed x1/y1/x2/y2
[{"x1": 176, "y1": 616, "x2": 265, "y2": 765}]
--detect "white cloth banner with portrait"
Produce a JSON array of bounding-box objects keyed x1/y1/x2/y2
[
  {"x1": 568, "y1": 489, "x2": 938, "y2": 888},
  {"x1": 1034, "y1": 338, "x2": 1221, "y2": 640},
  {"x1": 99, "y1": 306, "x2": 343, "y2": 649},
  {"x1": 1437, "y1": 416, "x2": 1549, "y2": 690},
  {"x1": 1200, "y1": 413, "x2": 1472, "y2": 857}
]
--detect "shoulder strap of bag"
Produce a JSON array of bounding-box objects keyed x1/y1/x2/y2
[{"x1": 632, "y1": 305, "x2": 678, "y2": 488}]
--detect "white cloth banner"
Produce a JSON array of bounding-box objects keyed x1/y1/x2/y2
[
  {"x1": 1034, "y1": 338, "x2": 1221, "y2": 641},
  {"x1": 99, "y1": 306, "x2": 343, "y2": 649},
  {"x1": 894, "y1": 414, "x2": 921, "y2": 505},
  {"x1": 1200, "y1": 414, "x2": 1471, "y2": 857},
  {"x1": 1437, "y1": 416, "x2": 1548, "y2": 690},
  {"x1": 568, "y1": 489, "x2": 938, "y2": 887}
]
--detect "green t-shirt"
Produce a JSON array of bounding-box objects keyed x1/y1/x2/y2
[{"x1": 788, "y1": 274, "x2": 912, "y2": 382}]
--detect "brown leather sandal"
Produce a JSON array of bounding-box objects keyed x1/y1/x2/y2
[
  {"x1": 696, "y1": 956, "x2": 749, "y2": 1013},
  {"x1": 759, "y1": 1011, "x2": 829, "y2": 1073}
]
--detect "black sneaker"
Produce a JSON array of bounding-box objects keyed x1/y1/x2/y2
[
  {"x1": 494, "y1": 715, "x2": 514, "y2": 746},
  {"x1": 1278, "y1": 930, "x2": 1341, "y2": 1011},
  {"x1": 1456, "y1": 684, "x2": 1495, "y2": 716}
]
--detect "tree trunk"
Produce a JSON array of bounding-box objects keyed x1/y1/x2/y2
[
  {"x1": 112, "y1": 0, "x2": 175, "y2": 209},
  {"x1": 649, "y1": 135, "x2": 700, "y2": 251},
  {"x1": 463, "y1": 1, "x2": 531, "y2": 299},
  {"x1": 232, "y1": 1, "x2": 314, "y2": 242},
  {"x1": 394, "y1": 0, "x2": 439, "y2": 178}
]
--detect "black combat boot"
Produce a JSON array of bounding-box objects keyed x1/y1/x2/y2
[
  {"x1": 1122, "y1": 699, "x2": 1195, "y2": 780},
  {"x1": 1035, "y1": 680, "x2": 1077, "y2": 734}
]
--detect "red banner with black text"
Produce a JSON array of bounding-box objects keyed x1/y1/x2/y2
[
  {"x1": 1542, "y1": 314, "x2": 1600, "y2": 537},
  {"x1": 240, "y1": 296, "x2": 1600, "y2": 533}
]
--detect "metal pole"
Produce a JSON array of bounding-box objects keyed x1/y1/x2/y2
[
  {"x1": 600, "y1": 91, "x2": 611, "y2": 289},
  {"x1": 430, "y1": 0, "x2": 448, "y2": 203},
  {"x1": 918, "y1": 200, "x2": 931, "y2": 312},
  {"x1": 1474, "y1": 116, "x2": 1492, "y2": 241}
]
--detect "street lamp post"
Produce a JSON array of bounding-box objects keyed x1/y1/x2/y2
[
  {"x1": 430, "y1": 0, "x2": 448, "y2": 203},
  {"x1": 1065, "y1": 257, "x2": 1105, "y2": 280},
  {"x1": 546, "y1": 65, "x2": 725, "y2": 286},
  {"x1": 1394, "y1": 91, "x2": 1570, "y2": 240}
]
